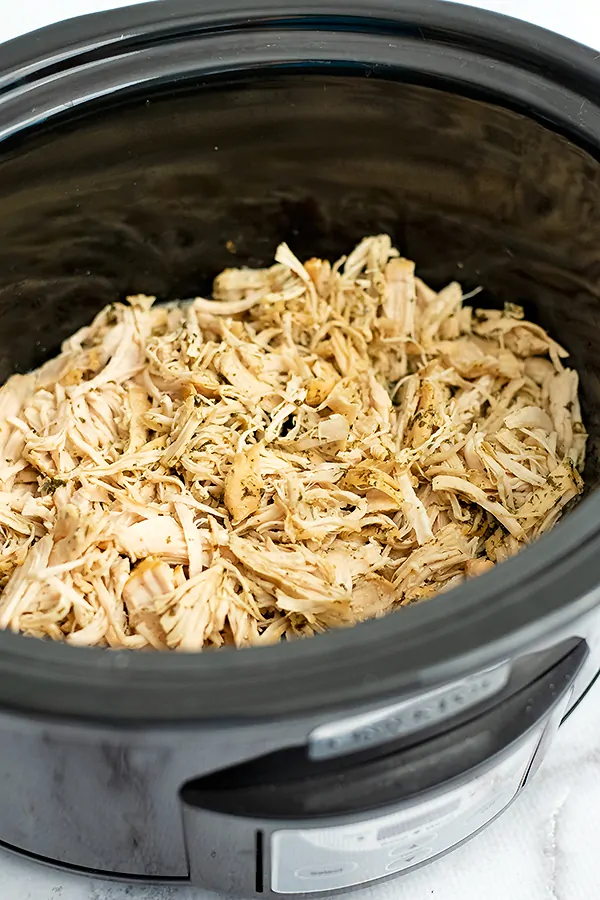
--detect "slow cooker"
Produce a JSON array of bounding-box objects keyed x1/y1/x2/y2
[{"x1": 1, "y1": 0, "x2": 600, "y2": 895}]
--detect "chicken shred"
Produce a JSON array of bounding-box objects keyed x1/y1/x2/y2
[{"x1": 0, "y1": 236, "x2": 586, "y2": 649}]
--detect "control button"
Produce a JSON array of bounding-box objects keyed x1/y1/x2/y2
[
  {"x1": 389, "y1": 838, "x2": 436, "y2": 860},
  {"x1": 386, "y1": 849, "x2": 433, "y2": 872},
  {"x1": 339, "y1": 832, "x2": 370, "y2": 850},
  {"x1": 295, "y1": 863, "x2": 359, "y2": 880}
]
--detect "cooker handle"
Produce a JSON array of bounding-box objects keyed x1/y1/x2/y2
[{"x1": 180, "y1": 640, "x2": 587, "y2": 896}]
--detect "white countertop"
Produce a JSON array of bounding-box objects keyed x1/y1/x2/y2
[{"x1": 2, "y1": 1, "x2": 600, "y2": 899}]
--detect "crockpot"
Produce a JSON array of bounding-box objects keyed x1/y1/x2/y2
[{"x1": 1, "y1": 0, "x2": 600, "y2": 895}]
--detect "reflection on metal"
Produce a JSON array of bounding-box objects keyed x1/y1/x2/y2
[{"x1": 309, "y1": 663, "x2": 511, "y2": 760}]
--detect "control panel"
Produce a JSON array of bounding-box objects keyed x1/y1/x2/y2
[
  {"x1": 182, "y1": 642, "x2": 584, "y2": 898},
  {"x1": 271, "y1": 723, "x2": 544, "y2": 893}
]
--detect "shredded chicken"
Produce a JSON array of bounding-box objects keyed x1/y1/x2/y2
[{"x1": 0, "y1": 236, "x2": 586, "y2": 649}]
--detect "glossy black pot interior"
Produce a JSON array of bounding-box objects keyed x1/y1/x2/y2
[
  {"x1": 5, "y1": 51, "x2": 600, "y2": 447},
  {"x1": 0, "y1": 0, "x2": 600, "y2": 723}
]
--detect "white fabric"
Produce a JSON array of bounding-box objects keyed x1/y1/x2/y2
[{"x1": 0, "y1": 2, "x2": 599, "y2": 899}]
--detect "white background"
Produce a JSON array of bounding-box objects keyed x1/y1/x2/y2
[{"x1": 1, "y1": 2, "x2": 600, "y2": 900}]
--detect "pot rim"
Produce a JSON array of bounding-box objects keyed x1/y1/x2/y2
[{"x1": 1, "y1": 0, "x2": 600, "y2": 92}]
